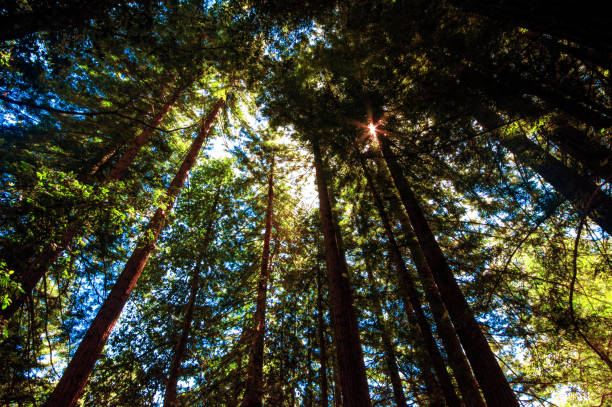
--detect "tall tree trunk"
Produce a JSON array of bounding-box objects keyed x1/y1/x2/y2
[
  {"x1": 305, "y1": 334, "x2": 314, "y2": 407},
  {"x1": 316, "y1": 268, "x2": 330, "y2": 407},
  {"x1": 163, "y1": 271, "x2": 200, "y2": 407},
  {"x1": 41, "y1": 99, "x2": 224, "y2": 407},
  {"x1": 362, "y1": 265, "x2": 408, "y2": 407},
  {"x1": 105, "y1": 87, "x2": 184, "y2": 181},
  {"x1": 378, "y1": 133, "x2": 519, "y2": 406},
  {"x1": 356, "y1": 154, "x2": 458, "y2": 406},
  {"x1": 311, "y1": 137, "x2": 371, "y2": 407},
  {"x1": 544, "y1": 125, "x2": 612, "y2": 180},
  {"x1": 0, "y1": 86, "x2": 186, "y2": 326},
  {"x1": 332, "y1": 345, "x2": 343, "y2": 407},
  {"x1": 240, "y1": 156, "x2": 275, "y2": 407},
  {"x1": 476, "y1": 110, "x2": 612, "y2": 235},
  {"x1": 361, "y1": 156, "x2": 486, "y2": 407},
  {"x1": 163, "y1": 195, "x2": 219, "y2": 407}
]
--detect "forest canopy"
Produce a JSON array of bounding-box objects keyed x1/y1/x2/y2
[{"x1": 0, "y1": 1, "x2": 611, "y2": 406}]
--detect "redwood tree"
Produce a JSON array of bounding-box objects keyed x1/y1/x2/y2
[
  {"x1": 378, "y1": 133, "x2": 519, "y2": 407},
  {"x1": 41, "y1": 98, "x2": 224, "y2": 407},
  {"x1": 241, "y1": 155, "x2": 275, "y2": 407},
  {"x1": 311, "y1": 137, "x2": 372, "y2": 407}
]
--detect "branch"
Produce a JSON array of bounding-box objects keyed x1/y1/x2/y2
[{"x1": 569, "y1": 216, "x2": 612, "y2": 372}]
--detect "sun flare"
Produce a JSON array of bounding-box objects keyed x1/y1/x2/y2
[{"x1": 367, "y1": 122, "x2": 377, "y2": 137}]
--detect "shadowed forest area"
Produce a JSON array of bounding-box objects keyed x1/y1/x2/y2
[{"x1": 1, "y1": 1, "x2": 611, "y2": 406}]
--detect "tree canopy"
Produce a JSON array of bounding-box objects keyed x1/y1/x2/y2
[{"x1": 1, "y1": 1, "x2": 611, "y2": 406}]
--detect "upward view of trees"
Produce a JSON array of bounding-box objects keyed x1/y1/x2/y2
[{"x1": 1, "y1": 1, "x2": 611, "y2": 406}]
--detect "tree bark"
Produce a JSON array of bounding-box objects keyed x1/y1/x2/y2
[
  {"x1": 362, "y1": 156, "x2": 486, "y2": 407},
  {"x1": 41, "y1": 98, "x2": 224, "y2": 407},
  {"x1": 357, "y1": 162, "x2": 459, "y2": 407},
  {"x1": 544, "y1": 125, "x2": 612, "y2": 180},
  {"x1": 240, "y1": 156, "x2": 275, "y2": 407},
  {"x1": 477, "y1": 109, "x2": 612, "y2": 235},
  {"x1": 378, "y1": 133, "x2": 519, "y2": 406},
  {"x1": 316, "y1": 268, "x2": 330, "y2": 407},
  {"x1": 0, "y1": 86, "x2": 185, "y2": 326},
  {"x1": 311, "y1": 137, "x2": 371, "y2": 407},
  {"x1": 105, "y1": 87, "x2": 184, "y2": 181},
  {"x1": 163, "y1": 194, "x2": 220, "y2": 407},
  {"x1": 163, "y1": 270, "x2": 200, "y2": 407}
]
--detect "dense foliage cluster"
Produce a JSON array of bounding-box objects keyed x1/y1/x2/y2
[{"x1": 1, "y1": 1, "x2": 610, "y2": 406}]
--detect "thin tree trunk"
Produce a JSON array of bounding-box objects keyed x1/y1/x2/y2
[
  {"x1": 356, "y1": 154, "x2": 458, "y2": 406},
  {"x1": 316, "y1": 268, "x2": 330, "y2": 407},
  {"x1": 306, "y1": 334, "x2": 314, "y2": 407},
  {"x1": 362, "y1": 156, "x2": 486, "y2": 407},
  {"x1": 105, "y1": 87, "x2": 184, "y2": 181},
  {"x1": 163, "y1": 196, "x2": 220, "y2": 407},
  {"x1": 0, "y1": 86, "x2": 186, "y2": 326},
  {"x1": 41, "y1": 99, "x2": 224, "y2": 407},
  {"x1": 378, "y1": 133, "x2": 519, "y2": 406},
  {"x1": 476, "y1": 109, "x2": 612, "y2": 235},
  {"x1": 240, "y1": 156, "x2": 275, "y2": 407},
  {"x1": 362, "y1": 265, "x2": 408, "y2": 407},
  {"x1": 311, "y1": 137, "x2": 371, "y2": 407},
  {"x1": 163, "y1": 271, "x2": 199, "y2": 407}
]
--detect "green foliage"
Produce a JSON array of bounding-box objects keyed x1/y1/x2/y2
[{"x1": 1, "y1": 0, "x2": 611, "y2": 406}]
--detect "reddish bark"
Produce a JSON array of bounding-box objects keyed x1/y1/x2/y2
[
  {"x1": 89, "y1": 148, "x2": 117, "y2": 176},
  {"x1": 358, "y1": 154, "x2": 458, "y2": 406},
  {"x1": 240, "y1": 156, "x2": 275, "y2": 407},
  {"x1": 379, "y1": 133, "x2": 519, "y2": 406},
  {"x1": 41, "y1": 99, "x2": 224, "y2": 407},
  {"x1": 312, "y1": 138, "x2": 371, "y2": 407},
  {"x1": 0, "y1": 87, "x2": 186, "y2": 326},
  {"x1": 106, "y1": 87, "x2": 184, "y2": 181},
  {"x1": 164, "y1": 271, "x2": 199, "y2": 407},
  {"x1": 363, "y1": 156, "x2": 486, "y2": 407}
]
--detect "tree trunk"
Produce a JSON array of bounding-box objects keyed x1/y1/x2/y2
[
  {"x1": 332, "y1": 346, "x2": 343, "y2": 407},
  {"x1": 305, "y1": 334, "x2": 314, "y2": 407},
  {"x1": 545, "y1": 125, "x2": 612, "y2": 180},
  {"x1": 476, "y1": 109, "x2": 612, "y2": 235},
  {"x1": 378, "y1": 133, "x2": 519, "y2": 406},
  {"x1": 0, "y1": 86, "x2": 185, "y2": 326},
  {"x1": 316, "y1": 269, "x2": 330, "y2": 407},
  {"x1": 311, "y1": 137, "x2": 371, "y2": 407},
  {"x1": 105, "y1": 87, "x2": 184, "y2": 181},
  {"x1": 240, "y1": 156, "x2": 275, "y2": 407},
  {"x1": 163, "y1": 195, "x2": 219, "y2": 407},
  {"x1": 163, "y1": 271, "x2": 199, "y2": 407},
  {"x1": 362, "y1": 156, "x2": 486, "y2": 407},
  {"x1": 357, "y1": 153, "x2": 458, "y2": 406},
  {"x1": 41, "y1": 99, "x2": 224, "y2": 407},
  {"x1": 362, "y1": 265, "x2": 408, "y2": 407}
]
